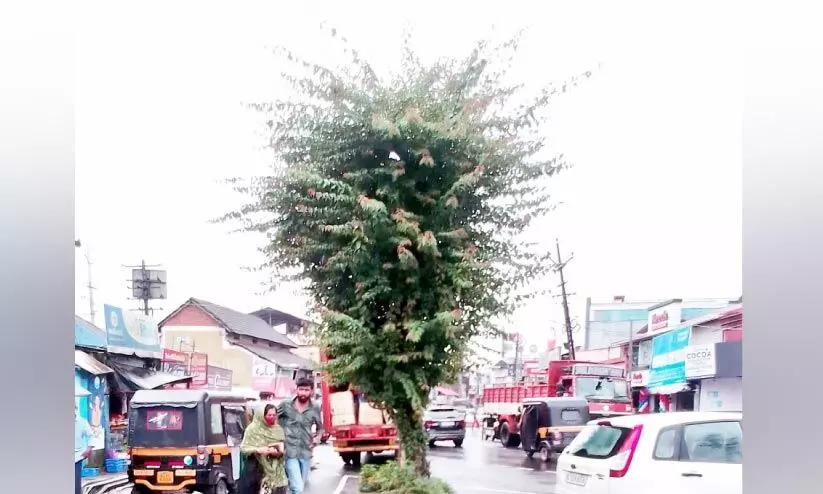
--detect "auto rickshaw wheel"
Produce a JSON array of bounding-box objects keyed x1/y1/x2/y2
[
  {"x1": 526, "y1": 450, "x2": 535, "y2": 459},
  {"x1": 539, "y1": 444, "x2": 552, "y2": 463},
  {"x1": 204, "y1": 478, "x2": 229, "y2": 494},
  {"x1": 130, "y1": 487, "x2": 148, "y2": 494}
]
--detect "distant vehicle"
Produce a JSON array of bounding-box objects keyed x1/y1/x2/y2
[
  {"x1": 518, "y1": 397, "x2": 590, "y2": 462},
  {"x1": 424, "y1": 405, "x2": 466, "y2": 447},
  {"x1": 319, "y1": 351, "x2": 399, "y2": 466},
  {"x1": 555, "y1": 411, "x2": 742, "y2": 494},
  {"x1": 482, "y1": 361, "x2": 633, "y2": 448}
]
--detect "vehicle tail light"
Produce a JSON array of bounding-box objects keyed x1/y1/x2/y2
[
  {"x1": 609, "y1": 425, "x2": 643, "y2": 478},
  {"x1": 125, "y1": 448, "x2": 132, "y2": 465},
  {"x1": 456, "y1": 420, "x2": 465, "y2": 428},
  {"x1": 424, "y1": 420, "x2": 434, "y2": 429},
  {"x1": 384, "y1": 427, "x2": 396, "y2": 436},
  {"x1": 196, "y1": 445, "x2": 208, "y2": 466},
  {"x1": 336, "y1": 429, "x2": 349, "y2": 439}
]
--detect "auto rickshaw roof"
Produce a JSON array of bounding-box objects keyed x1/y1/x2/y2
[
  {"x1": 521, "y1": 396, "x2": 589, "y2": 408},
  {"x1": 130, "y1": 389, "x2": 250, "y2": 409}
]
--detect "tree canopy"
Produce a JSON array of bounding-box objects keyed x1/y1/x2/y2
[{"x1": 221, "y1": 28, "x2": 592, "y2": 477}]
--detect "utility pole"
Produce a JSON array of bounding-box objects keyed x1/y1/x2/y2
[
  {"x1": 124, "y1": 260, "x2": 167, "y2": 317},
  {"x1": 75, "y1": 239, "x2": 97, "y2": 324},
  {"x1": 554, "y1": 239, "x2": 576, "y2": 360}
]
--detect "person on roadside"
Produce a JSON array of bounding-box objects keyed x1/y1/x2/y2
[
  {"x1": 74, "y1": 404, "x2": 93, "y2": 494},
  {"x1": 277, "y1": 377, "x2": 325, "y2": 494},
  {"x1": 239, "y1": 404, "x2": 288, "y2": 494}
]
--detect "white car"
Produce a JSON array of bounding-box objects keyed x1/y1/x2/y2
[{"x1": 555, "y1": 411, "x2": 742, "y2": 494}]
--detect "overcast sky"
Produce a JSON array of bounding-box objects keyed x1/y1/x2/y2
[{"x1": 74, "y1": 1, "x2": 741, "y2": 350}]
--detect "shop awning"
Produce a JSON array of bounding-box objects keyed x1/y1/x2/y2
[
  {"x1": 75, "y1": 350, "x2": 114, "y2": 375},
  {"x1": 108, "y1": 362, "x2": 192, "y2": 393},
  {"x1": 649, "y1": 382, "x2": 692, "y2": 395},
  {"x1": 232, "y1": 342, "x2": 314, "y2": 371}
]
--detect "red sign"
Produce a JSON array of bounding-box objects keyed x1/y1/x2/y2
[
  {"x1": 189, "y1": 352, "x2": 209, "y2": 388},
  {"x1": 650, "y1": 311, "x2": 669, "y2": 331},
  {"x1": 162, "y1": 348, "x2": 188, "y2": 363}
]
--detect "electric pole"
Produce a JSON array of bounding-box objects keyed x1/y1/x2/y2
[
  {"x1": 75, "y1": 239, "x2": 97, "y2": 324},
  {"x1": 554, "y1": 239, "x2": 576, "y2": 360},
  {"x1": 124, "y1": 260, "x2": 167, "y2": 317}
]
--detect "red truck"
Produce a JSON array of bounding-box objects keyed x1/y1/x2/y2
[
  {"x1": 481, "y1": 360, "x2": 633, "y2": 447},
  {"x1": 319, "y1": 351, "x2": 400, "y2": 466}
]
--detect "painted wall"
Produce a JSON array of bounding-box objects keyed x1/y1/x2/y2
[{"x1": 74, "y1": 369, "x2": 108, "y2": 451}]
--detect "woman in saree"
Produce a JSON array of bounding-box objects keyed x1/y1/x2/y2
[{"x1": 238, "y1": 404, "x2": 288, "y2": 494}]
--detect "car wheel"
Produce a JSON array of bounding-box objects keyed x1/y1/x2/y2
[
  {"x1": 428, "y1": 440, "x2": 436, "y2": 447},
  {"x1": 539, "y1": 444, "x2": 551, "y2": 463},
  {"x1": 453, "y1": 438, "x2": 463, "y2": 448},
  {"x1": 351, "y1": 453, "x2": 362, "y2": 467}
]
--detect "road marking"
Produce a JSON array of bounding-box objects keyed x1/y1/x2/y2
[
  {"x1": 457, "y1": 487, "x2": 544, "y2": 494},
  {"x1": 332, "y1": 474, "x2": 353, "y2": 494}
]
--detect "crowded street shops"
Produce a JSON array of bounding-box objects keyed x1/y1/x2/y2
[
  {"x1": 628, "y1": 304, "x2": 743, "y2": 413},
  {"x1": 74, "y1": 307, "x2": 193, "y2": 474}
]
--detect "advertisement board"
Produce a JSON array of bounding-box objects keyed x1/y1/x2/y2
[
  {"x1": 188, "y1": 352, "x2": 209, "y2": 388},
  {"x1": 684, "y1": 343, "x2": 717, "y2": 378},
  {"x1": 648, "y1": 325, "x2": 691, "y2": 388},
  {"x1": 207, "y1": 365, "x2": 233, "y2": 391},
  {"x1": 252, "y1": 356, "x2": 278, "y2": 392},
  {"x1": 648, "y1": 304, "x2": 683, "y2": 334},
  {"x1": 104, "y1": 304, "x2": 161, "y2": 356}
]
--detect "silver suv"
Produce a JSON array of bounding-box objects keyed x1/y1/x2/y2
[{"x1": 424, "y1": 405, "x2": 466, "y2": 447}]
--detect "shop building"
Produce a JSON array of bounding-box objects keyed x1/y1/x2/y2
[
  {"x1": 633, "y1": 304, "x2": 743, "y2": 413},
  {"x1": 584, "y1": 295, "x2": 739, "y2": 350},
  {"x1": 159, "y1": 298, "x2": 314, "y2": 399},
  {"x1": 74, "y1": 308, "x2": 190, "y2": 471}
]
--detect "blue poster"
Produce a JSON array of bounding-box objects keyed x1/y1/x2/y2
[
  {"x1": 648, "y1": 326, "x2": 691, "y2": 388},
  {"x1": 104, "y1": 304, "x2": 161, "y2": 354}
]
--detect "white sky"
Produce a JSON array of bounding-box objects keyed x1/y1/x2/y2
[{"x1": 75, "y1": 1, "x2": 742, "y2": 351}]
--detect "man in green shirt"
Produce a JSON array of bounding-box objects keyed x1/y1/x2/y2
[{"x1": 277, "y1": 377, "x2": 324, "y2": 494}]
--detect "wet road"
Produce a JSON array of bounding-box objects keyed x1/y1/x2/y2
[
  {"x1": 307, "y1": 428, "x2": 558, "y2": 494},
  {"x1": 105, "y1": 429, "x2": 558, "y2": 494}
]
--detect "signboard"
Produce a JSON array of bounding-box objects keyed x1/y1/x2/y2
[
  {"x1": 648, "y1": 304, "x2": 682, "y2": 333},
  {"x1": 630, "y1": 369, "x2": 649, "y2": 387},
  {"x1": 161, "y1": 348, "x2": 188, "y2": 373},
  {"x1": 189, "y1": 352, "x2": 209, "y2": 387},
  {"x1": 684, "y1": 344, "x2": 717, "y2": 378},
  {"x1": 207, "y1": 365, "x2": 233, "y2": 391},
  {"x1": 104, "y1": 304, "x2": 161, "y2": 355},
  {"x1": 75, "y1": 317, "x2": 107, "y2": 349},
  {"x1": 648, "y1": 325, "x2": 691, "y2": 388},
  {"x1": 252, "y1": 356, "x2": 278, "y2": 392}
]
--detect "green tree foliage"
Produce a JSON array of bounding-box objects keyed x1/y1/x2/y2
[{"x1": 221, "y1": 28, "x2": 592, "y2": 477}]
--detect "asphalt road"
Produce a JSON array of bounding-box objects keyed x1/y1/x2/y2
[
  {"x1": 307, "y1": 428, "x2": 559, "y2": 494},
  {"x1": 102, "y1": 429, "x2": 558, "y2": 494}
]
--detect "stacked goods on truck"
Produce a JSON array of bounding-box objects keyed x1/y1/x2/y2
[
  {"x1": 481, "y1": 361, "x2": 633, "y2": 448},
  {"x1": 320, "y1": 351, "x2": 399, "y2": 466}
]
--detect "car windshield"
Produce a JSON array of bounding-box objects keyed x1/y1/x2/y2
[{"x1": 574, "y1": 377, "x2": 631, "y2": 401}]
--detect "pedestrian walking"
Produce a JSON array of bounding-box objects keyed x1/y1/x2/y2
[
  {"x1": 74, "y1": 404, "x2": 93, "y2": 494},
  {"x1": 239, "y1": 404, "x2": 288, "y2": 494},
  {"x1": 277, "y1": 377, "x2": 325, "y2": 494}
]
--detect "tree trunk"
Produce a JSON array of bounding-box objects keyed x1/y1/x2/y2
[{"x1": 392, "y1": 406, "x2": 430, "y2": 477}]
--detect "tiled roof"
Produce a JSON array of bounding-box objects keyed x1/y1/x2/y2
[
  {"x1": 183, "y1": 298, "x2": 297, "y2": 348},
  {"x1": 232, "y1": 341, "x2": 314, "y2": 370}
]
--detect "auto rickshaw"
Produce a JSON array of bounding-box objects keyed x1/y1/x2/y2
[
  {"x1": 127, "y1": 389, "x2": 250, "y2": 494},
  {"x1": 518, "y1": 396, "x2": 590, "y2": 463}
]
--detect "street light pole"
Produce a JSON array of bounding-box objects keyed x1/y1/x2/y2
[{"x1": 75, "y1": 239, "x2": 97, "y2": 324}]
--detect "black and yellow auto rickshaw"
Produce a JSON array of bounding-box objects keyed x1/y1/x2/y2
[
  {"x1": 518, "y1": 396, "x2": 590, "y2": 463},
  {"x1": 127, "y1": 389, "x2": 250, "y2": 494}
]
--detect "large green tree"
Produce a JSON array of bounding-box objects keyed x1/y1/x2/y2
[{"x1": 223, "y1": 30, "x2": 591, "y2": 477}]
